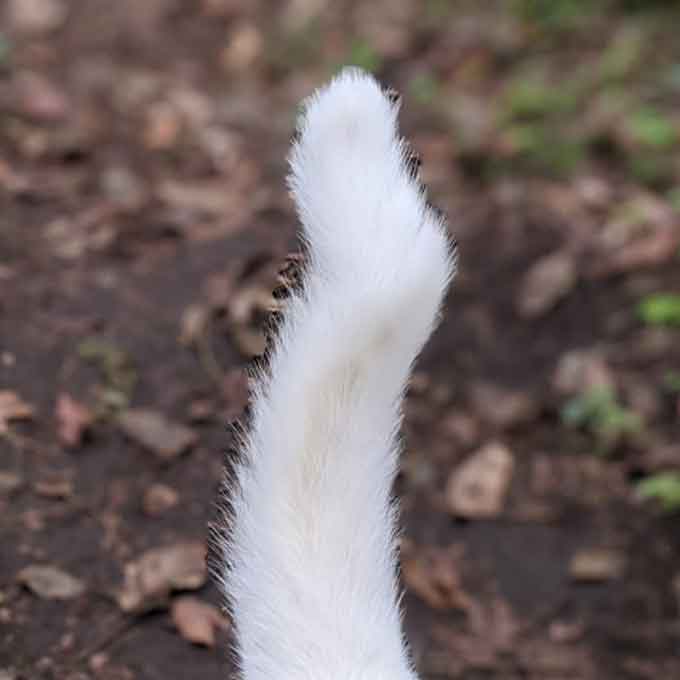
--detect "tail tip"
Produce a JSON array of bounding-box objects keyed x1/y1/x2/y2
[{"x1": 295, "y1": 67, "x2": 398, "y2": 153}]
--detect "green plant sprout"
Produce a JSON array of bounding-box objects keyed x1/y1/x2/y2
[
  {"x1": 561, "y1": 386, "x2": 642, "y2": 454},
  {"x1": 637, "y1": 472, "x2": 680, "y2": 513},
  {"x1": 638, "y1": 294, "x2": 680, "y2": 327}
]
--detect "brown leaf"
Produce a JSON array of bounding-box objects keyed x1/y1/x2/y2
[
  {"x1": 117, "y1": 409, "x2": 198, "y2": 460},
  {"x1": 439, "y1": 410, "x2": 481, "y2": 448},
  {"x1": 16, "y1": 72, "x2": 71, "y2": 123},
  {"x1": 171, "y1": 596, "x2": 229, "y2": 647},
  {"x1": 0, "y1": 471, "x2": 23, "y2": 494},
  {"x1": 517, "y1": 251, "x2": 578, "y2": 319},
  {"x1": 446, "y1": 442, "x2": 515, "y2": 519},
  {"x1": 179, "y1": 304, "x2": 211, "y2": 347},
  {"x1": 552, "y1": 350, "x2": 614, "y2": 396},
  {"x1": 220, "y1": 23, "x2": 263, "y2": 71},
  {"x1": 7, "y1": 0, "x2": 67, "y2": 34},
  {"x1": 142, "y1": 483, "x2": 179, "y2": 517},
  {"x1": 56, "y1": 393, "x2": 93, "y2": 447},
  {"x1": 157, "y1": 180, "x2": 227, "y2": 216},
  {"x1": 117, "y1": 542, "x2": 207, "y2": 613},
  {"x1": 144, "y1": 102, "x2": 182, "y2": 150},
  {"x1": 0, "y1": 390, "x2": 34, "y2": 434},
  {"x1": 228, "y1": 284, "x2": 279, "y2": 325},
  {"x1": 228, "y1": 282, "x2": 280, "y2": 358},
  {"x1": 593, "y1": 227, "x2": 680, "y2": 277},
  {"x1": 401, "y1": 544, "x2": 472, "y2": 611},
  {"x1": 569, "y1": 548, "x2": 625, "y2": 582},
  {"x1": 231, "y1": 326, "x2": 267, "y2": 358},
  {"x1": 469, "y1": 383, "x2": 538, "y2": 429},
  {"x1": 34, "y1": 477, "x2": 73, "y2": 499},
  {"x1": 18, "y1": 565, "x2": 85, "y2": 600}
]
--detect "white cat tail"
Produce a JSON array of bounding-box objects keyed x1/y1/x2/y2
[{"x1": 216, "y1": 67, "x2": 456, "y2": 680}]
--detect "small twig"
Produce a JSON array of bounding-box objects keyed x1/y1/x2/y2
[{"x1": 76, "y1": 613, "x2": 138, "y2": 663}]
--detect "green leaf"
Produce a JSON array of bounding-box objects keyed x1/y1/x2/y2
[
  {"x1": 637, "y1": 473, "x2": 680, "y2": 512},
  {"x1": 662, "y1": 371, "x2": 680, "y2": 393},
  {"x1": 343, "y1": 39, "x2": 382, "y2": 74},
  {"x1": 638, "y1": 294, "x2": 680, "y2": 327},
  {"x1": 561, "y1": 386, "x2": 642, "y2": 455},
  {"x1": 628, "y1": 108, "x2": 677, "y2": 149}
]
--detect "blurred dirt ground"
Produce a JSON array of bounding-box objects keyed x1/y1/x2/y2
[{"x1": 1, "y1": 1, "x2": 680, "y2": 678}]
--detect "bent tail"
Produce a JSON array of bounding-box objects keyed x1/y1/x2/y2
[{"x1": 217, "y1": 68, "x2": 456, "y2": 680}]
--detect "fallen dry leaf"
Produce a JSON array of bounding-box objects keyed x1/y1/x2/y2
[
  {"x1": 157, "y1": 180, "x2": 228, "y2": 216},
  {"x1": 221, "y1": 22, "x2": 263, "y2": 71},
  {"x1": 228, "y1": 283, "x2": 279, "y2": 326},
  {"x1": 7, "y1": 0, "x2": 67, "y2": 34},
  {"x1": 117, "y1": 409, "x2": 198, "y2": 460},
  {"x1": 0, "y1": 471, "x2": 23, "y2": 494},
  {"x1": 179, "y1": 304, "x2": 211, "y2": 347},
  {"x1": 593, "y1": 227, "x2": 680, "y2": 277},
  {"x1": 552, "y1": 349, "x2": 615, "y2": 396},
  {"x1": 117, "y1": 542, "x2": 207, "y2": 613},
  {"x1": 401, "y1": 544, "x2": 472, "y2": 611},
  {"x1": 16, "y1": 71, "x2": 71, "y2": 123},
  {"x1": 143, "y1": 483, "x2": 179, "y2": 516},
  {"x1": 0, "y1": 390, "x2": 35, "y2": 434},
  {"x1": 517, "y1": 251, "x2": 578, "y2": 319},
  {"x1": 56, "y1": 393, "x2": 93, "y2": 447},
  {"x1": 33, "y1": 477, "x2": 73, "y2": 499},
  {"x1": 231, "y1": 325, "x2": 267, "y2": 358},
  {"x1": 569, "y1": 548, "x2": 625, "y2": 582},
  {"x1": 469, "y1": 382, "x2": 538, "y2": 429},
  {"x1": 439, "y1": 410, "x2": 480, "y2": 447},
  {"x1": 171, "y1": 596, "x2": 229, "y2": 647},
  {"x1": 446, "y1": 442, "x2": 515, "y2": 519},
  {"x1": 144, "y1": 102, "x2": 182, "y2": 150},
  {"x1": 18, "y1": 565, "x2": 85, "y2": 600},
  {"x1": 549, "y1": 619, "x2": 585, "y2": 643}
]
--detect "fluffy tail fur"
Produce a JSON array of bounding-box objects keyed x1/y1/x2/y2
[{"x1": 217, "y1": 68, "x2": 456, "y2": 680}]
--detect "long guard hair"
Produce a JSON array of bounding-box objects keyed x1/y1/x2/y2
[{"x1": 215, "y1": 67, "x2": 456, "y2": 680}]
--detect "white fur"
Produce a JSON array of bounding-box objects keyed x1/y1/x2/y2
[{"x1": 218, "y1": 67, "x2": 456, "y2": 680}]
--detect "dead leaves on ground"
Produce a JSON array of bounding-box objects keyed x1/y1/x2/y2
[
  {"x1": 446, "y1": 442, "x2": 515, "y2": 519},
  {"x1": 171, "y1": 596, "x2": 229, "y2": 647},
  {"x1": 117, "y1": 409, "x2": 198, "y2": 461},
  {"x1": 401, "y1": 543, "x2": 472, "y2": 612},
  {"x1": 0, "y1": 390, "x2": 34, "y2": 434},
  {"x1": 55, "y1": 393, "x2": 93, "y2": 447},
  {"x1": 142, "y1": 483, "x2": 179, "y2": 516},
  {"x1": 569, "y1": 548, "x2": 626, "y2": 582},
  {"x1": 179, "y1": 255, "x2": 291, "y2": 403},
  {"x1": 18, "y1": 564, "x2": 86, "y2": 600},
  {"x1": 517, "y1": 250, "x2": 578, "y2": 319},
  {"x1": 116, "y1": 541, "x2": 207, "y2": 613}
]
